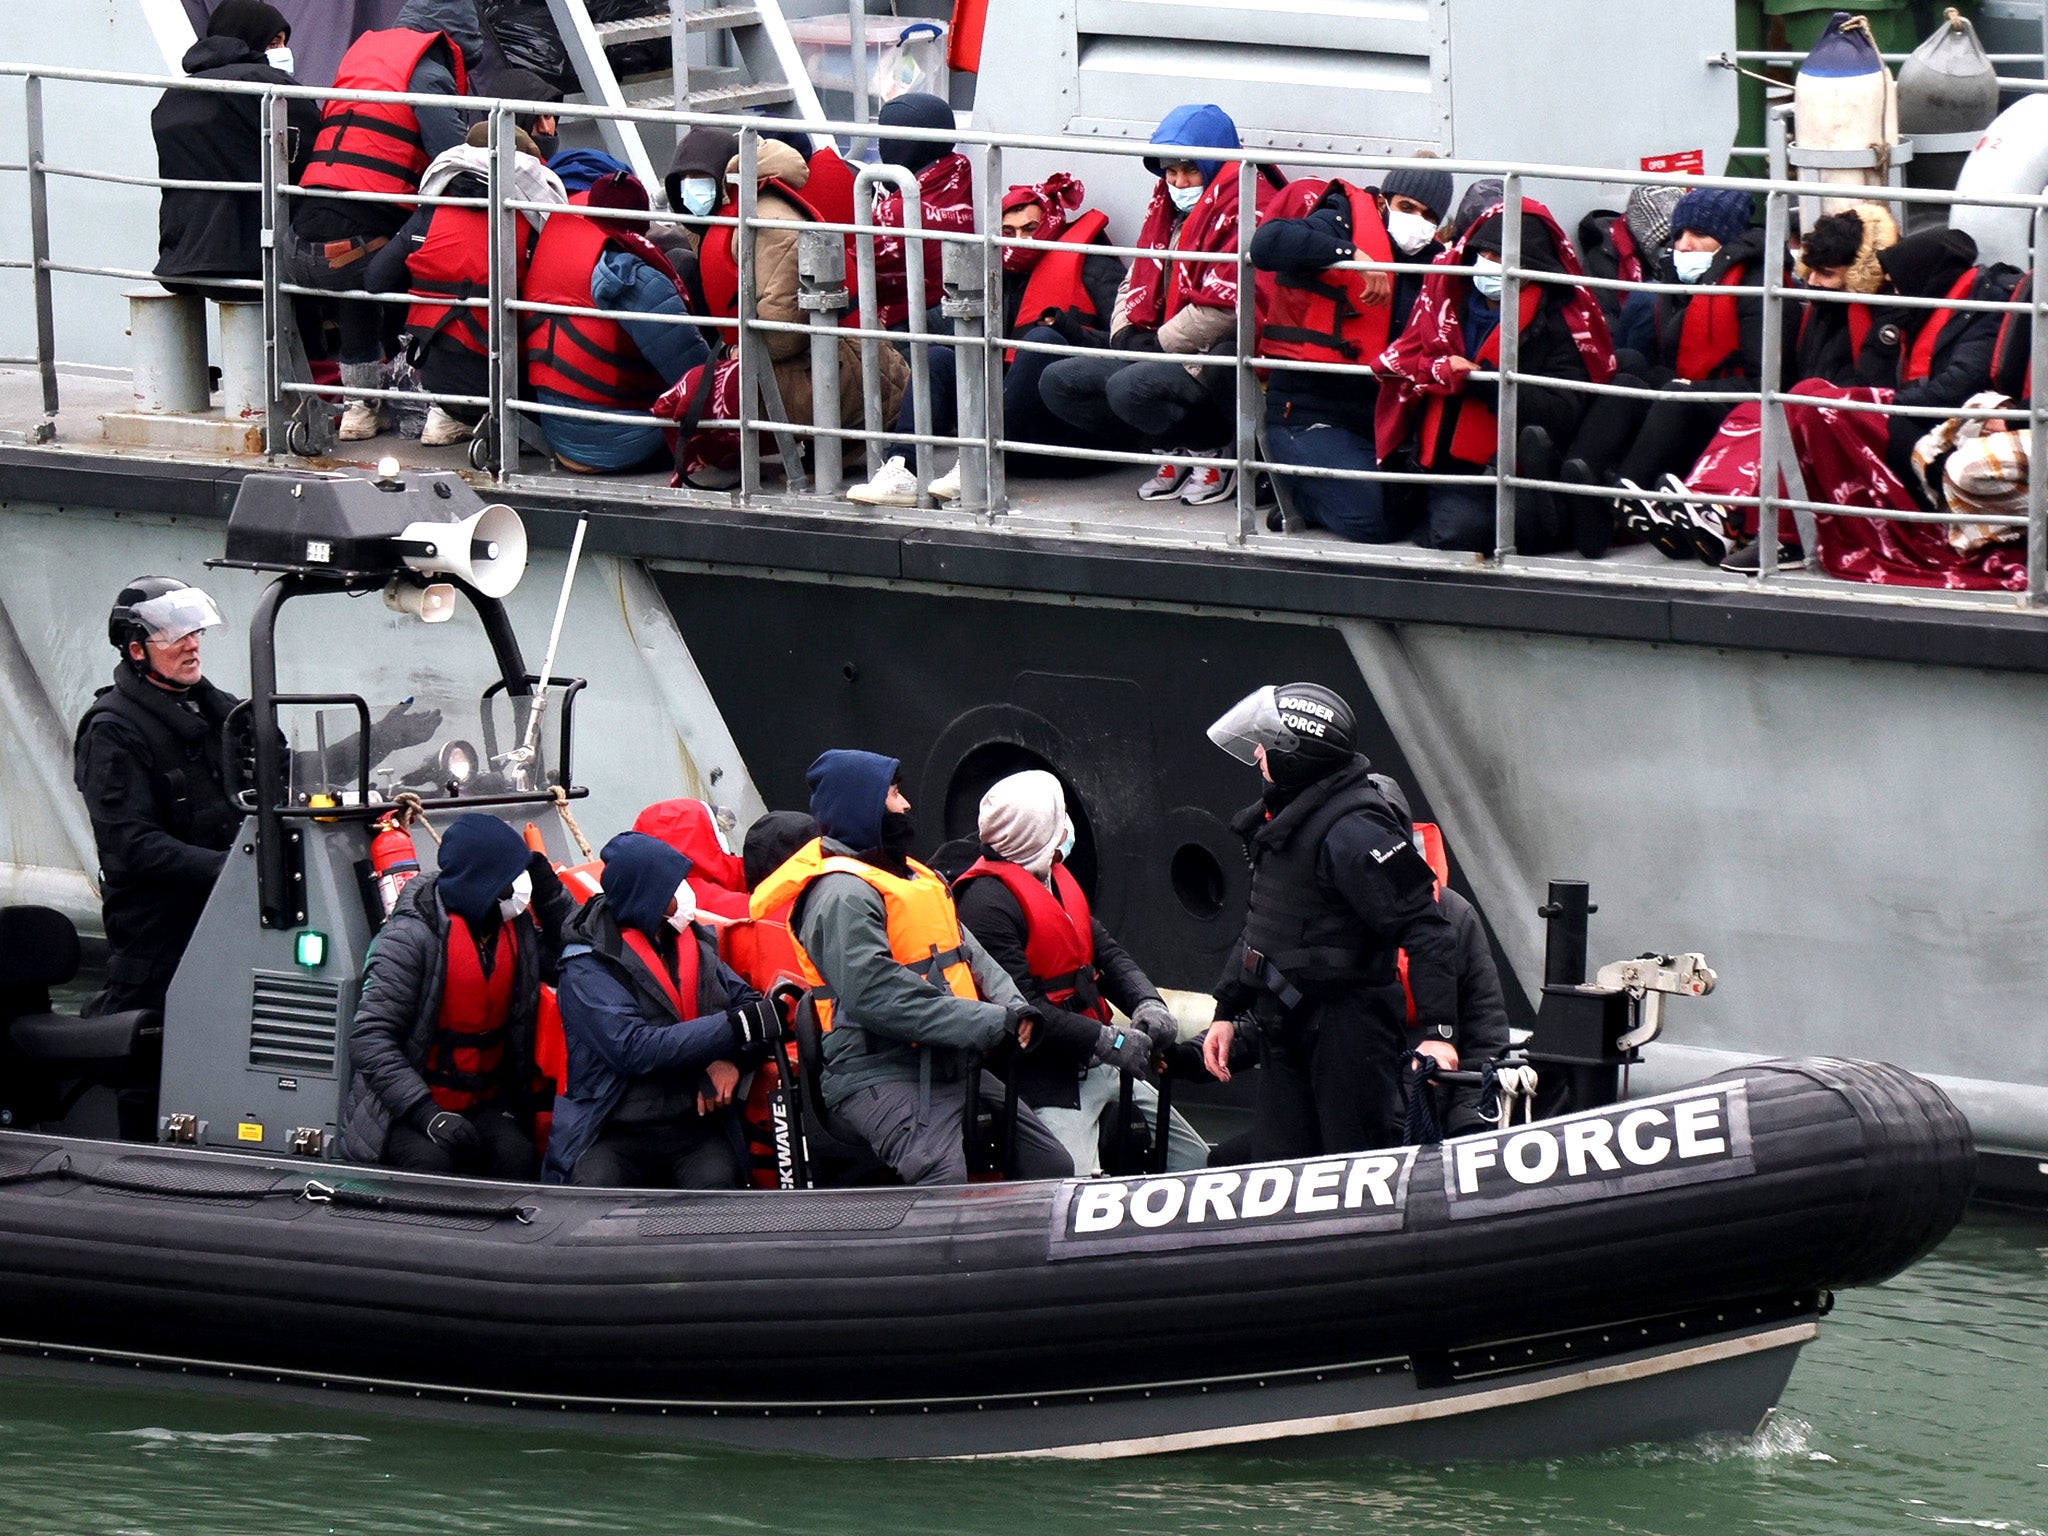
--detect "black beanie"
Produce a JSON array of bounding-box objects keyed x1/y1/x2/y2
[
  {"x1": 878, "y1": 92, "x2": 956, "y2": 175},
  {"x1": 206, "y1": 0, "x2": 288, "y2": 50}
]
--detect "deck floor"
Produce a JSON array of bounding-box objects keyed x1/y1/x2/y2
[{"x1": 0, "y1": 366, "x2": 2030, "y2": 617}]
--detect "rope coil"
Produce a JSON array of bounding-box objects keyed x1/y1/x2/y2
[{"x1": 390, "y1": 791, "x2": 442, "y2": 847}]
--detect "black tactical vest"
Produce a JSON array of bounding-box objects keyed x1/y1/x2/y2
[{"x1": 74, "y1": 671, "x2": 243, "y2": 853}]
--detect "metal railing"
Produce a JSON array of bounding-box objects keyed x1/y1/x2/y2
[{"x1": 4, "y1": 60, "x2": 2048, "y2": 606}]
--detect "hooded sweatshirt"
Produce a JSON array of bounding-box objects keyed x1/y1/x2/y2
[
  {"x1": 805, "y1": 748, "x2": 898, "y2": 856},
  {"x1": 633, "y1": 799, "x2": 750, "y2": 920},
  {"x1": 434, "y1": 812, "x2": 532, "y2": 926}
]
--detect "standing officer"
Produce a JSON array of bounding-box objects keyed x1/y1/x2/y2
[
  {"x1": 74, "y1": 577, "x2": 439, "y2": 1021},
  {"x1": 1199, "y1": 683, "x2": 1458, "y2": 1162}
]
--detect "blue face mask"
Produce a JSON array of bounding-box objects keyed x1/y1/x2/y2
[
  {"x1": 1471, "y1": 260, "x2": 1503, "y2": 301},
  {"x1": 1057, "y1": 821, "x2": 1076, "y2": 862},
  {"x1": 680, "y1": 177, "x2": 720, "y2": 218},
  {"x1": 1167, "y1": 180, "x2": 1203, "y2": 214},
  {"x1": 1673, "y1": 248, "x2": 1715, "y2": 284}
]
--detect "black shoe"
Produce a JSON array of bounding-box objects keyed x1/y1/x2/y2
[
  {"x1": 1518, "y1": 423, "x2": 1559, "y2": 481},
  {"x1": 1265, "y1": 506, "x2": 1285, "y2": 533},
  {"x1": 1722, "y1": 537, "x2": 1807, "y2": 574},
  {"x1": 1620, "y1": 476, "x2": 1693, "y2": 560},
  {"x1": 1560, "y1": 457, "x2": 1614, "y2": 558}
]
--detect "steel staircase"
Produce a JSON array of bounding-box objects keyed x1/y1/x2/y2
[{"x1": 543, "y1": 0, "x2": 825, "y2": 200}]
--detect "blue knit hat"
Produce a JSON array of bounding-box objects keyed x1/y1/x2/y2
[{"x1": 1670, "y1": 187, "x2": 1755, "y2": 247}]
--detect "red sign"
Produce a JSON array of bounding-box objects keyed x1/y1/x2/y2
[{"x1": 1640, "y1": 150, "x2": 1706, "y2": 176}]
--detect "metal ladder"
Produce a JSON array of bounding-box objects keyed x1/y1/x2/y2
[{"x1": 543, "y1": 0, "x2": 825, "y2": 200}]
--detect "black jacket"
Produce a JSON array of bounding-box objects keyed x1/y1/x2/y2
[
  {"x1": 1650, "y1": 226, "x2": 1769, "y2": 382},
  {"x1": 952, "y1": 857, "x2": 1163, "y2": 1109},
  {"x1": 339, "y1": 870, "x2": 572, "y2": 1162},
  {"x1": 1790, "y1": 296, "x2": 1866, "y2": 388},
  {"x1": 1858, "y1": 263, "x2": 2021, "y2": 480},
  {"x1": 72, "y1": 666, "x2": 244, "y2": 1005},
  {"x1": 1250, "y1": 183, "x2": 1439, "y2": 434},
  {"x1": 152, "y1": 37, "x2": 318, "y2": 284},
  {"x1": 1437, "y1": 887, "x2": 1511, "y2": 1133}
]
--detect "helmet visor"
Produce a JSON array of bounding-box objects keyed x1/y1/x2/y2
[
  {"x1": 131, "y1": 588, "x2": 224, "y2": 645},
  {"x1": 1206, "y1": 685, "x2": 1300, "y2": 765}
]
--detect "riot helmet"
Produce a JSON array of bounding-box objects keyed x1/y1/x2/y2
[
  {"x1": 1207, "y1": 682, "x2": 1356, "y2": 784},
  {"x1": 110, "y1": 577, "x2": 223, "y2": 677}
]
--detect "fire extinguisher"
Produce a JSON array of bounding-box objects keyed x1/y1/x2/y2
[{"x1": 369, "y1": 814, "x2": 421, "y2": 918}]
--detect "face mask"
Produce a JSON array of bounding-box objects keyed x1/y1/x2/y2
[
  {"x1": 1673, "y1": 248, "x2": 1715, "y2": 283},
  {"x1": 1167, "y1": 181, "x2": 1203, "y2": 215},
  {"x1": 879, "y1": 808, "x2": 917, "y2": 855},
  {"x1": 1471, "y1": 258, "x2": 1503, "y2": 301},
  {"x1": 1057, "y1": 821, "x2": 1076, "y2": 863},
  {"x1": 532, "y1": 133, "x2": 559, "y2": 162},
  {"x1": 265, "y1": 46, "x2": 294, "y2": 74},
  {"x1": 498, "y1": 870, "x2": 532, "y2": 922},
  {"x1": 667, "y1": 879, "x2": 697, "y2": 934},
  {"x1": 1387, "y1": 209, "x2": 1436, "y2": 256},
  {"x1": 680, "y1": 176, "x2": 719, "y2": 218}
]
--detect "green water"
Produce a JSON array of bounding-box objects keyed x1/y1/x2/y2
[{"x1": 0, "y1": 1212, "x2": 2041, "y2": 1536}]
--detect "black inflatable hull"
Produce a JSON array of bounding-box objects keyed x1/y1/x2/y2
[{"x1": 0, "y1": 1059, "x2": 1972, "y2": 1459}]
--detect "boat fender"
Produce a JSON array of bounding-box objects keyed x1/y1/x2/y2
[
  {"x1": 1793, "y1": 13, "x2": 1899, "y2": 214},
  {"x1": 1952, "y1": 92, "x2": 2048, "y2": 272},
  {"x1": 1899, "y1": 11, "x2": 2000, "y2": 224}
]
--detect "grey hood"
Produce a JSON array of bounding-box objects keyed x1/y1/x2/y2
[{"x1": 394, "y1": 0, "x2": 484, "y2": 72}]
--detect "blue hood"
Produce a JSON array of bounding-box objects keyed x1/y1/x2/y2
[
  {"x1": 550, "y1": 148, "x2": 632, "y2": 191},
  {"x1": 806, "y1": 749, "x2": 899, "y2": 853},
  {"x1": 598, "y1": 831, "x2": 691, "y2": 937},
  {"x1": 435, "y1": 813, "x2": 531, "y2": 925},
  {"x1": 1143, "y1": 103, "x2": 1239, "y2": 186}
]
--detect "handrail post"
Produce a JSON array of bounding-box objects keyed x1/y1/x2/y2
[
  {"x1": 798, "y1": 227, "x2": 849, "y2": 497},
  {"x1": 1234, "y1": 156, "x2": 1258, "y2": 544},
  {"x1": 853, "y1": 169, "x2": 885, "y2": 479},
  {"x1": 24, "y1": 74, "x2": 57, "y2": 425},
  {"x1": 737, "y1": 128, "x2": 762, "y2": 501},
  {"x1": 489, "y1": 104, "x2": 517, "y2": 482},
  {"x1": 1758, "y1": 182, "x2": 1790, "y2": 579},
  {"x1": 1493, "y1": 172, "x2": 1523, "y2": 561},
  {"x1": 941, "y1": 225, "x2": 988, "y2": 513},
  {"x1": 2028, "y1": 205, "x2": 2048, "y2": 606},
  {"x1": 853, "y1": 163, "x2": 928, "y2": 494},
  {"x1": 979, "y1": 141, "x2": 1006, "y2": 518},
  {"x1": 261, "y1": 90, "x2": 295, "y2": 455},
  {"x1": 847, "y1": 0, "x2": 873, "y2": 160}
]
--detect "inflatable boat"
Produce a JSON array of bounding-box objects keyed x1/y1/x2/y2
[{"x1": 0, "y1": 1056, "x2": 1970, "y2": 1459}]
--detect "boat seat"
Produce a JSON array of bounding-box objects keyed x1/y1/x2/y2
[
  {"x1": 790, "y1": 991, "x2": 892, "y2": 1187},
  {"x1": 0, "y1": 906, "x2": 163, "y2": 1136},
  {"x1": 8, "y1": 1010, "x2": 161, "y2": 1063}
]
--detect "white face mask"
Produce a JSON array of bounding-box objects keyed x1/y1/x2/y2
[
  {"x1": 680, "y1": 176, "x2": 719, "y2": 217},
  {"x1": 667, "y1": 879, "x2": 697, "y2": 934},
  {"x1": 1673, "y1": 248, "x2": 1715, "y2": 283},
  {"x1": 1471, "y1": 255, "x2": 1503, "y2": 301},
  {"x1": 498, "y1": 869, "x2": 532, "y2": 921},
  {"x1": 265, "y1": 45, "x2": 294, "y2": 75},
  {"x1": 1387, "y1": 208, "x2": 1437, "y2": 256},
  {"x1": 1167, "y1": 181, "x2": 1203, "y2": 214}
]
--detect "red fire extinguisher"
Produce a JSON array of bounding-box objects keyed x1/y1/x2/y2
[{"x1": 369, "y1": 814, "x2": 421, "y2": 918}]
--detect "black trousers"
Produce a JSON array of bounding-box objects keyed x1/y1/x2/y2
[
  {"x1": 1210, "y1": 985, "x2": 1408, "y2": 1166},
  {"x1": 570, "y1": 1116, "x2": 745, "y2": 1190},
  {"x1": 384, "y1": 1106, "x2": 537, "y2": 1180},
  {"x1": 1038, "y1": 354, "x2": 1235, "y2": 450},
  {"x1": 1568, "y1": 374, "x2": 1737, "y2": 488}
]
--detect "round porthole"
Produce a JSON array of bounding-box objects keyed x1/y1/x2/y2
[{"x1": 1169, "y1": 841, "x2": 1227, "y2": 920}]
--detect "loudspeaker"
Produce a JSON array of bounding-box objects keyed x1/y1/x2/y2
[
  {"x1": 396, "y1": 502, "x2": 526, "y2": 599},
  {"x1": 383, "y1": 578, "x2": 457, "y2": 624}
]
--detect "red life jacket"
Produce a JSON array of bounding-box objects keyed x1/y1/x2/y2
[
  {"x1": 406, "y1": 206, "x2": 532, "y2": 357},
  {"x1": 300, "y1": 29, "x2": 467, "y2": 198},
  {"x1": 1420, "y1": 286, "x2": 1542, "y2": 469},
  {"x1": 1005, "y1": 209, "x2": 1111, "y2": 363},
  {"x1": 620, "y1": 924, "x2": 701, "y2": 1018},
  {"x1": 954, "y1": 858, "x2": 1108, "y2": 1022},
  {"x1": 421, "y1": 914, "x2": 520, "y2": 1112},
  {"x1": 1260, "y1": 181, "x2": 1397, "y2": 369},
  {"x1": 1395, "y1": 822, "x2": 1450, "y2": 1026},
  {"x1": 523, "y1": 212, "x2": 665, "y2": 408},
  {"x1": 696, "y1": 177, "x2": 829, "y2": 321},
  {"x1": 1674, "y1": 264, "x2": 1749, "y2": 381},
  {"x1": 1903, "y1": 268, "x2": 1982, "y2": 384}
]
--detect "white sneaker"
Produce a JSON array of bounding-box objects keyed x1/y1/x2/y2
[
  {"x1": 1179, "y1": 461, "x2": 1237, "y2": 505},
  {"x1": 847, "y1": 455, "x2": 920, "y2": 506},
  {"x1": 928, "y1": 462, "x2": 963, "y2": 502},
  {"x1": 337, "y1": 399, "x2": 392, "y2": 442},
  {"x1": 419, "y1": 405, "x2": 470, "y2": 447},
  {"x1": 1138, "y1": 455, "x2": 1193, "y2": 500}
]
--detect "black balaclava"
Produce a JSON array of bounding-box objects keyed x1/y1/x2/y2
[
  {"x1": 206, "y1": 0, "x2": 288, "y2": 50},
  {"x1": 877, "y1": 92, "x2": 956, "y2": 176},
  {"x1": 1878, "y1": 227, "x2": 1977, "y2": 302}
]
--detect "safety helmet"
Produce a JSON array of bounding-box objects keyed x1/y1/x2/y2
[
  {"x1": 109, "y1": 577, "x2": 224, "y2": 660},
  {"x1": 1207, "y1": 682, "x2": 1356, "y2": 785}
]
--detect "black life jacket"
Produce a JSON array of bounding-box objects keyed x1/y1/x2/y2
[
  {"x1": 74, "y1": 669, "x2": 244, "y2": 853},
  {"x1": 1234, "y1": 757, "x2": 1423, "y2": 995}
]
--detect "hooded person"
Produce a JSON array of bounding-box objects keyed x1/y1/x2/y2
[
  {"x1": 951, "y1": 771, "x2": 1209, "y2": 1176},
  {"x1": 1375, "y1": 200, "x2": 1615, "y2": 554},
  {"x1": 1038, "y1": 103, "x2": 1289, "y2": 508},
  {"x1": 717, "y1": 810, "x2": 821, "y2": 996},
  {"x1": 652, "y1": 124, "x2": 741, "y2": 279},
  {"x1": 1249, "y1": 156, "x2": 1454, "y2": 543},
  {"x1": 747, "y1": 750, "x2": 1073, "y2": 1185},
  {"x1": 151, "y1": 1, "x2": 320, "y2": 295},
  {"x1": 545, "y1": 831, "x2": 779, "y2": 1186},
  {"x1": 631, "y1": 798, "x2": 750, "y2": 922},
  {"x1": 868, "y1": 93, "x2": 976, "y2": 332},
  {"x1": 657, "y1": 138, "x2": 908, "y2": 489},
  {"x1": 342, "y1": 813, "x2": 571, "y2": 1177},
  {"x1": 1577, "y1": 182, "x2": 1685, "y2": 358},
  {"x1": 848, "y1": 169, "x2": 1127, "y2": 506},
  {"x1": 287, "y1": 0, "x2": 488, "y2": 442},
  {"x1": 484, "y1": 66, "x2": 563, "y2": 158}
]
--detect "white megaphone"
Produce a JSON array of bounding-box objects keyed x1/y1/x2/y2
[{"x1": 394, "y1": 502, "x2": 527, "y2": 600}]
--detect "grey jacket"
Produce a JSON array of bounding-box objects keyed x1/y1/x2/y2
[{"x1": 791, "y1": 839, "x2": 1025, "y2": 1107}]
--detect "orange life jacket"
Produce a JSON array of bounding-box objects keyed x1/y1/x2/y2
[
  {"x1": 522, "y1": 212, "x2": 664, "y2": 407},
  {"x1": 1260, "y1": 181, "x2": 1397, "y2": 369},
  {"x1": 722, "y1": 907, "x2": 806, "y2": 996},
  {"x1": 406, "y1": 205, "x2": 532, "y2": 357},
  {"x1": 421, "y1": 914, "x2": 520, "y2": 1112},
  {"x1": 1005, "y1": 209, "x2": 1111, "y2": 362},
  {"x1": 1903, "y1": 268, "x2": 1982, "y2": 384},
  {"x1": 749, "y1": 840, "x2": 978, "y2": 1032},
  {"x1": 953, "y1": 858, "x2": 1108, "y2": 1022},
  {"x1": 1420, "y1": 287, "x2": 1542, "y2": 469},
  {"x1": 1396, "y1": 822, "x2": 1451, "y2": 1026},
  {"x1": 300, "y1": 29, "x2": 466, "y2": 199},
  {"x1": 1674, "y1": 264, "x2": 1749, "y2": 381}
]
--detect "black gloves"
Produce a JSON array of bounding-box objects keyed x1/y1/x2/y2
[
  {"x1": 726, "y1": 997, "x2": 781, "y2": 1060},
  {"x1": 1002, "y1": 1001, "x2": 1042, "y2": 1044},
  {"x1": 1093, "y1": 1023, "x2": 1155, "y2": 1081},
  {"x1": 1110, "y1": 324, "x2": 1163, "y2": 355},
  {"x1": 525, "y1": 849, "x2": 564, "y2": 901},
  {"x1": 369, "y1": 698, "x2": 444, "y2": 760},
  {"x1": 1131, "y1": 998, "x2": 1178, "y2": 1052},
  {"x1": 416, "y1": 1105, "x2": 481, "y2": 1155},
  {"x1": 1042, "y1": 307, "x2": 1090, "y2": 348}
]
